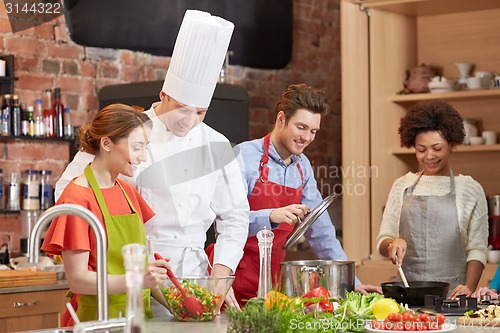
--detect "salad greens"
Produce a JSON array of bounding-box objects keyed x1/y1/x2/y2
[
  {"x1": 335, "y1": 291, "x2": 386, "y2": 318},
  {"x1": 162, "y1": 280, "x2": 222, "y2": 321}
]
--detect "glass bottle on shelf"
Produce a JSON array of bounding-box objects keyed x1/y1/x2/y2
[
  {"x1": 34, "y1": 99, "x2": 45, "y2": 137},
  {"x1": 42, "y1": 89, "x2": 55, "y2": 138},
  {"x1": 11, "y1": 95, "x2": 21, "y2": 137},
  {"x1": 63, "y1": 107, "x2": 73, "y2": 139},
  {"x1": 27, "y1": 106, "x2": 36, "y2": 137},
  {"x1": 20, "y1": 102, "x2": 28, "y2": 136},
  {"x1": 53, "y1": 88, "x2": 64, "y2": 138},
  {"x1": 1, "y1": 94, "x2": 12, "y2": 136},
  {"x1": 39, "y1": 169, "x2": 54, "y2": 210},
  {"x1": 122, "y1": 243, "x2": 146, "y2": 333}
]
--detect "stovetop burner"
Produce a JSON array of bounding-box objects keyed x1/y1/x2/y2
[{"x1": 417, "y1": 295, "x2": 477, "y2": 316}]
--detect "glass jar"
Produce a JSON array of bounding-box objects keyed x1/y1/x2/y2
[
  {"x1": 39, "y1": 169, "x2": 54, "y2": 210},
  {"x1": 22, "y1": 169, "x2": 40, "y2": 210},
  {"x1": 463, "y1": 119, "x2": 478, "y2": 145},
  {"x1": 5, "y1": 172, "x2": 21, "y2": 211}
]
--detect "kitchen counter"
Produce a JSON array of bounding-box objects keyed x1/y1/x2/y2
[
  {"x1": 0, "y1": 279, "x2": 68, "y2": 294},
  {"x1": 144, "y1": 315, "x2": 491, "y2": 332},
  {"x1": 146, "y1": 315, "x2": 230, "y2": 332}
]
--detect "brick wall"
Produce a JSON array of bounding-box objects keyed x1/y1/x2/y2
[{"x1": 0, "y1": 0, "x2": 342, "y2": 247}]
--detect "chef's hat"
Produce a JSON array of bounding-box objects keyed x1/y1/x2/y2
[{"x1": 162, "y1": 10, "x2": 234, "y2": 108}]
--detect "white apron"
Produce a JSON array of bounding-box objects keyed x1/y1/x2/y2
[{"x1": 399, "y1": 170, "x2": 466, "y2": 293}]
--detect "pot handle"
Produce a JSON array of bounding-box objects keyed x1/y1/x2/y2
[
  {"x1": 394, "y1": 285, "x2": 408, "y2": 301},
  {"x1": 300, "y1": 266, "x2": 324, "y2": 275}
]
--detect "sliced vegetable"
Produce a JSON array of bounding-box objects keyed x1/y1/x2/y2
[{"x1": 161, "y1": 280, "x2": 222, "y2": 322}]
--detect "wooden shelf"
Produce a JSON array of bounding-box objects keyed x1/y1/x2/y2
[
  {"x1": 392, "y1": 144, "x2": 500, "y2": 155},
  {"x1": 0, "y1": 136, "x2": 73, "y2": 144},
  {"x1": 390, "y1": 88, "x2": 500, "y2": 103},
  {"x1": 354, "y1": 0, "x2": 500, "y2": 16}
]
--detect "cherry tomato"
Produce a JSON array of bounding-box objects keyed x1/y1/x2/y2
[
  {"x1": 402, "y1": 312, "x2": 416, "y2": 322},
  {"x1": 393, "y1": 313, "x2": 403, "y2": 322},
  {"x1": 434, "y1": 313, "x2": 446, "y2": 325},
  {"x1": 418, "y1": 314, "x2": 431, "y2": 323}
]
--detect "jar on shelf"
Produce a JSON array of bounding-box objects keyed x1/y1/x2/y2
[
  {"x1": 463, "y1": 119, "x2": 478, "y2": 145},
  {"x1": 22, "y1": 169, "x2": 40, "y2": 210},
  {"x1": 5, "y1": 172, "x2": 21, "y2": 211},
  {"x1": 39, "y1": 169, "x2": 54, "y2": 210}
]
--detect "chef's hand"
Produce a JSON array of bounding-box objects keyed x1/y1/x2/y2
[
  {"x1": 471, "y1": 287, "x2": 499, "y2": 300},
  {"x1": 143, "y1": 256, "x2": 171, "y2": 288},
  {"x1": 223, "y1": 287, "x2": 241, "y2": 311},
  {"x1": 210, "y1": 263, "x2": 241, "y2": 311},
  {"x1": 355, "y1": 284, "x2": 383, "y2": 294},
  {"x1": 449, "y1": 284, "x2": 472, "y2": 299},
  {"x1": 384, "y1": 238, "x2": 407, "y2": 266},
  {"x1": 270, "y1": 204, "x2": 309, "y2": 225}
]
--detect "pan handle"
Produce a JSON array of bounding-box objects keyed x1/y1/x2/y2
[{"x1": 394, "y1": 285, "x2": 408, "y2": 301}]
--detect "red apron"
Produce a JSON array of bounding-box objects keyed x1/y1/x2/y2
[{"x1": 232, "y1": 133, "x2": 303, "y2": 306}]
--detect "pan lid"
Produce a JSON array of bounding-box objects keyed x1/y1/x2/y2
[{"x1": 283, "y1": 192, "x2": 340, "y2": 250}]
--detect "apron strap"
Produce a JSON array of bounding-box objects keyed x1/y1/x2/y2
[
  {"x1": 84, "y1": 165, "x2": 112, "y2": 218},
  {"x1": 84, "y1": 165, "x2": 137, "y2": 217},
  {"x1": 407, "y1": 169, "x2": 455, "y2": 196},
  {"x1": 259, "y1": 133, "x2": 272, "y2": 183},
  {"x1": 259, "y1": 133, "x2": 305, "y2": 185}
]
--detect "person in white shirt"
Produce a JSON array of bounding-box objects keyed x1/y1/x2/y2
[
  {"x1": 55, "y1": 10, "x2": 249, "y2": 312},
  {"x1": 377, "y1": 100, "x2": 488, "y2": 298}
]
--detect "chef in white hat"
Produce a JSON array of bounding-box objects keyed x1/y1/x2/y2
[{"x1": 55, "y1": 10, "x2": 249, "y2": 312}]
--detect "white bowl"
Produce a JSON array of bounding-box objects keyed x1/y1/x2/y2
[
  {"x1": 469, "y1": 136, "x2": 486, "y2": 145},
  {"x1": 488, "y1": 250, "x2": 500, "y2": 264},
  {"x1": 428, "y1": 80, "x2": 453, "y2": 91}
]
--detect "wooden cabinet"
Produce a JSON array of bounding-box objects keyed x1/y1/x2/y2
[
  {"x1": 0, "y1": 289, "x2": 67, "y2": 332},
  {"x1": 341, "y1": 0, "x2": 500, "y2": 278}
]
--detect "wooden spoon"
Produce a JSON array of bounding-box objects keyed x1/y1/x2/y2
[{"x1": 154, "y1": 253, "x2": 204, "y2": 316}]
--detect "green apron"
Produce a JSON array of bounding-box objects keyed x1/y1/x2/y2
[{"x1": 76, "y1": 165, "x2": 152, "y2": 322}]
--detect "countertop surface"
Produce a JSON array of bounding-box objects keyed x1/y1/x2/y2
[
  {"x1": 146, "y1": 315, "x2": 230, "y2": 332},
  {"x1": 0, "y1": 279, "x2": 69, "y2": 294}
]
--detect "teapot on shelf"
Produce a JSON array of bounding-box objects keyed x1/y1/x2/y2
[{"x1": 400, "y1": 64, "x2": 437, "y2": 94}]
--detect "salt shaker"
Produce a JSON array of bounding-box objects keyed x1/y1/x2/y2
[
  {"x1": 122, "y1": 243, "x2": 146, "y2": 333},
  {"x1": 257, "y1": 227, "x2": 274, "y2": 298}
]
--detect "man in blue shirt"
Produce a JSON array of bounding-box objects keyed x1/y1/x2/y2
[{"x1": 231, "y1": 83, "x2": 382, "y2": 305}]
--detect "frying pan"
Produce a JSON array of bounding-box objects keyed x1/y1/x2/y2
[
  {"x1": 381, "y1": 281, "x2": 450, "y2": 306},
  {"x1": 283, "y1": 192, "x2": 340, "y2": 250}
]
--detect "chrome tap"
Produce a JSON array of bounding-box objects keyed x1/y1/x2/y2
[{"x1": 28, "y1": 204, "x2": 108, "y2": 321}]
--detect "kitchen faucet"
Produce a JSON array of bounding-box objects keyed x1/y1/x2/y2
[{"x1": 28, "y1": 204, "x2": 109, "y2": 321}]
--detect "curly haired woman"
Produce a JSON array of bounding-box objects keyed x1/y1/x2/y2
[{"x1": 377, "y1": 100, "x2": 488, "y2": 298}]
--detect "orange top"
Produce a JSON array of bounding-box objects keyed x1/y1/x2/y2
[{"x1": 41, "y1": 179, "x2": 155, "y2": 272}]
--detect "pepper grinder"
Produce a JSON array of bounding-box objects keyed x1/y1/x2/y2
[
  {"x1": 122, "y1": 244, "x2": 146, "y2": 333},
  {"x1": 257, "y1": 227, "x2": 274, "y2": 298}
]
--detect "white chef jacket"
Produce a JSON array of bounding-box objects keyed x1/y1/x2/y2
[{"x1": 55, "y1": 103, "x2": 250, "y2": 276}]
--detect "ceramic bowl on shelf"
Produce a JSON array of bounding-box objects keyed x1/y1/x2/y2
[
  {"x1": 469, "y1": 136, "x2": 486, "y2": 145},
  {"x1": 428, "y1": 77, "x2": 453, "y2": 93}
]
